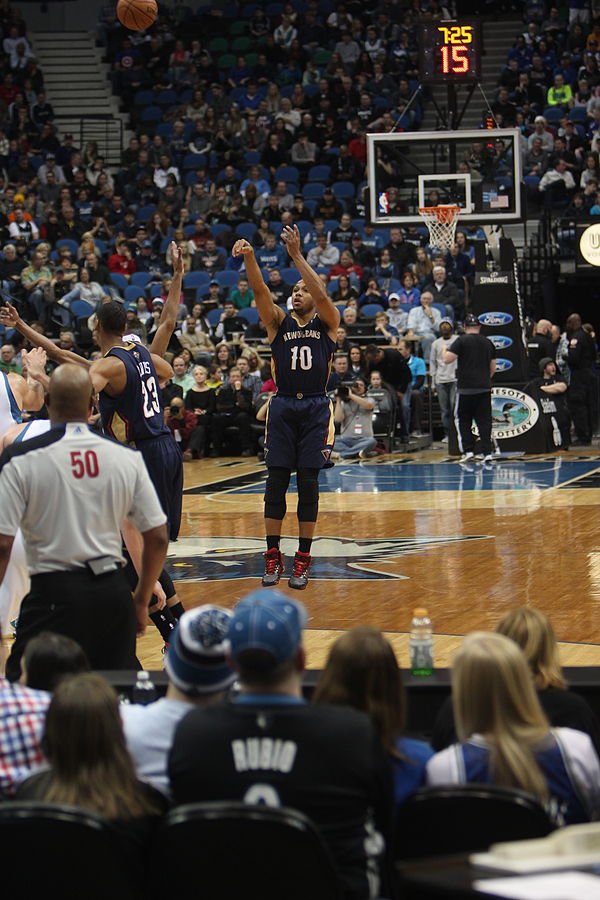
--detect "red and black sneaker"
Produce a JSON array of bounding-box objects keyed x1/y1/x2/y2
[
  {"x1": 288, "y1": 551, "x2": 311, "y2": 590},
  {"x1": 262, "y1": 548, "x2": 284, "y2": 587}
]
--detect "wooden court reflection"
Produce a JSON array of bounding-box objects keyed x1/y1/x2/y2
[{"x1": 138, "y1": 450, "x2": 600, "y2": 671}]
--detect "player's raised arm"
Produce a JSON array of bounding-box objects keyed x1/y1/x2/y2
[
  {"x1": 149, "y1": 241, "x2": 184, "y2": 358},
  {"x1": 281, "y1": 225, "x2": 340, "y2": 336},
  {"x1": 232, "y1": 238, "x2": 284, "y2": 341},
  {"x1": 0, "y1": 301, "x2": 92, "y2": 368}
]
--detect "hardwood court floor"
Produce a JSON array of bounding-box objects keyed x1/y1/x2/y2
[{"x1": 139, "y1": 448, "x2": 600, "y2": 671}]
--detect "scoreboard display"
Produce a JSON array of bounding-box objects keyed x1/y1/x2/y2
[{"x1": 419, "y1": 21, "x2": 481, "y2": 83}]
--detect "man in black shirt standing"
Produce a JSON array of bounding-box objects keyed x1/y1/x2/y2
[
  {"x1": 168, "y1": 589, "x2": 393, "y2": 900},
  {"x1": 444, "y1": 313, "x2": 496, "y2": 463},
  {"x1": 566, "y1": 313, "x2": 597, "y2": 445}
]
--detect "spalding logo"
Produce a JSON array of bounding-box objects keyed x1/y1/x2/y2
[
  {"x1": 478, "y1": 312, "x2": 513, "y2": 326},
  {"x1": 488, "y1": 335, "x2": 513, "y2": 350},
  {"x1": 495, "y1": 358, "x2": 513, "y2": 372}
]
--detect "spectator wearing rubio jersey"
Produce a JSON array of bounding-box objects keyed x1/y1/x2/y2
[
  {"x1": 443, "y1": 313, "x2": 496, "y2": 463},
  {"x1": 168, "y1": 589, "x2": 394, "y2": 900}
]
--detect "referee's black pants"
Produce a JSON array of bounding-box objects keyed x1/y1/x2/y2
[
  {"x1": 5, "y1": 567, "x2": 138, "y2": 682},
  {"x1": 455, "y1": 390, "x2": 493, "y2": 456}
]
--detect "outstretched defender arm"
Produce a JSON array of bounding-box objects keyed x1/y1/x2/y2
[
  {"x1": 149, "y1": 241, "x2": 184, "y2": 359},
  {"x1": 281, "y1": 224, "x2": 340, "y2": 338},
  {"x1": 0, "y1": 302, "x2": 92, "y2": 369},
  {"x1": 231, "y1": 238, "x2": 285, "y2": 342}
]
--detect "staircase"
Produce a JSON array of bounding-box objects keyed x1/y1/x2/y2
[{"x1": 29, "y1": 31, "x2": 132, "y2": 166}]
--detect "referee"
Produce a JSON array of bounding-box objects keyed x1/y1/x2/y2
[
  {"x1": 443, "y1": 313, "x2": 497, "y2": 463},
  {"x1": 0, "y1": 365, "x2": 169, "y2": 681}
]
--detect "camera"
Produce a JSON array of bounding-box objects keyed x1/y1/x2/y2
[
  {"x1": 169, "y1": 404, "x2": 181, "y2": 416},
  {"x1": 336, "y1": 384, "x2": 350, "y2": 399}
]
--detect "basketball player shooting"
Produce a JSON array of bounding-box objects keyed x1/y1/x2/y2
[{"x1": 232, "y1": 224, "x2": 340, "y2": 589}]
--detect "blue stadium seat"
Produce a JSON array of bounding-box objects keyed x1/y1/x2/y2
[
  {"x1": 303, "y1": 182, "x2": 326, "y2": 199},
  {"x1": 332, "y1": 181, "x2": 356, "y2": 199},
  {"x1": 183, "y1": 153, "x2": 207, "y2": 169},
  {"x1": 155, "y1": 123, "x2": 174, "y2": 139},
  {"x1": 324, "y1": 219, "x2": 339, "y2": 232},
  {"x1": 130, "y1": 272, "x2": 151, "y2": 287},
  {"x1": 307, "y1": 165, "x2": 331, "y2": 183},
  {"x1": 215, "y1": 271, "x2": 239, "y2": 288},
  {"x1": 280, "y1": 267, "x2": 300, "y2": 284},
  {"x1": 70, "y1": 299, "x2": 95, "y2": 320},
  {"x1": 149, "y1": 283, "x2": 162, "y2": 298},
  {"x1": 185, "y1": 173, "x2": 198, "y2": 186},
  {"x1": 239, "y1": 307, "x2": 259, "y2": 324},
  {"x1": 184, "y1": 272, "x2": 211, "y2": 288},
  {"x1": 570, "y1": 107, "x2": 588, "y2": 123},
  {"x1": 109, "y1": 273, "x2": 128, "y2": 291},
  {"x1": 56, "y1": 239, "x2": 78, "y2": 255},
  {"x1": 543, "y1": 107, "x2": 563, "y2": 123},
  {"x1": 523, "y1": 175, "x2": 540, "y2": 188},
  {"x1": 432, "y1": 302, "x2": 447, "y2": 319},
  {"x1": 360, "y1": 303, "x2": 384, "y2": 317},
  {"x1": 207, "y1": 307, "x2": 224, "y2": 327},
  {"x1": 157, "y1": 89, "x2": 177, "y2": 106},
  {"x1": 331, "y1": 242, "x2": 347, "y2": 255},
  {"x1": 133, "y1": 89, "x2": 154, "y2": 106},
  {"x1": 124, "y1": 285, "x2": 142, "y2": 301},
  {"x1": 274, "y1": 165, "x2": 300, "y2": 183},
  {"x1": 137, "y1": 205, "x2": 157, "y2": 221},
  {"x1": 244, "y1": 151, "x2": 261, "y2": 165},
  {"x1": 295, "y1": 221, "x2": 312, "y2": 241},
  {"x1": 140, "y1": 105, "x2": 162, "y2": 123},
  {"x1": 211, "y1": 224, "x2": 231, "y2": 240},
  {"x1": 235, "y1": 223, "x2": 257, "y2": 241}
]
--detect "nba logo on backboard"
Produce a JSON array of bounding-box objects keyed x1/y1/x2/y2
[{"x1": 378, "y1": 192, "x2": 389, "y2": 214}]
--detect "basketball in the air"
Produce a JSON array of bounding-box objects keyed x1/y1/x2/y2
[{"x1": 116, "y1": 0, "x2": 158, "y2": 31}]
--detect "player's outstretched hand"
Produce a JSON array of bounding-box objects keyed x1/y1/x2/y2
[
  {"x1": 281, "y1": 224, "x2": 302, "y2": 258},
  {"x1": 232, "y1": 239, "x2": 254, "y2": 257},
  {"x1": 23, "y1": 347, "x2": 47, "y2": 378},
  {"x1": 0, "y1": 300, "x2": 20, "y2": 328},
  {"x1": 171, "y1": 241, "x2": 185, "y2": 278}
]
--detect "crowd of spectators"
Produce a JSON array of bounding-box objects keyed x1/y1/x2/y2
[
  {"x1": 3, "y1": 600, "x2": 600, "y2": 896},
  {"x1": 0, "y1": 2, "x2": 597, "y2": 453}
]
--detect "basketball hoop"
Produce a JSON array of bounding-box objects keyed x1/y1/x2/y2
[{"x1": 418, "y1": 205, "x2": 461, "y2": 250}]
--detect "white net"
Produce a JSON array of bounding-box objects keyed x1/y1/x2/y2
[{"x1": 418, "y1": 205, "x2": 461, "y2": 250}]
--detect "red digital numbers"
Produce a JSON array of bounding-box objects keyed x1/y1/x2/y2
[
  {"x1": 440, "y1": 44, "x2": 470, "y2": 74},
  {"x1": 70, "y1": 450, "x2": 99, "y2": 479}
]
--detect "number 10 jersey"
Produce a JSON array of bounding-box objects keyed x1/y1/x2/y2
[
  {"x1": 99, "y1": 342, "x2": 171, "y2": 444},
  {"x1": 270, "y1": 313, "x2": 335, "y2": 395}
]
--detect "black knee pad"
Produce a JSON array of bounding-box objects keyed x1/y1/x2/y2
[
  {"x1": 296, "y1": 467, "x2": 320, "y2": 522},
  {"x1": 264, "y1": 467, "x2": 291, "y2": 520}
]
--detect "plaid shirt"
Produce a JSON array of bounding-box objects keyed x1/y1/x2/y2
[{"x1": 0, "y1": 679, "x2": 49, "y2": 797}]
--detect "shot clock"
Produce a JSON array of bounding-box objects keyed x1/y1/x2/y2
[{"x1": 419, "y1": 21, "x2": 481, "y2": 82}]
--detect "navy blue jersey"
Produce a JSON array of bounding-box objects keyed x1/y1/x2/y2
[
  {"x1": 98, "y1": 342, "x2": 170, "y2": 444},
  {"x1": 270, "y1": 313, "x2": 335, "y2": 395}
]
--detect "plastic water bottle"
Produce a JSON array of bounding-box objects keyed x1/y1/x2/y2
[
  {"x1": 410, "y1": 608, "x2": 434, "y2": 676},
  {"x1": 132, "y1": 670, "x2": 157, "y2": 705}
]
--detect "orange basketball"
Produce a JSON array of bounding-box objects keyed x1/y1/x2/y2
[{"x1": 116, "y1": 0, "x2": 158, "y2": 31}]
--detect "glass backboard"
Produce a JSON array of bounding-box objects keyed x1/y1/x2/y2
[{"x1": 367, "y1": 128, "x2": 522, "y2": 225}]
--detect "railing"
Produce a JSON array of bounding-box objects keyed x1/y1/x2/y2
[{"x1": 55, "y1": 114, "x2": 123, "y2": 166}]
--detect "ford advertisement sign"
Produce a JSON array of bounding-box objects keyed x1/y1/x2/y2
[
  {"x1": 488, "y1": 335, "x2": 513, "y2": 350},
  {"x1": 478, "y1": 311, "x2": 513, "y2": 326},
  {"x1": 495, "y1": 358, "x2": 514, "y2": 372}
]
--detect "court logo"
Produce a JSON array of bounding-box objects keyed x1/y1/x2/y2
[
  {"x1": 478, "y1": 312, "x2": 513, "y2": 326},
  {"x1": 491, "y1": 387, "x2": 539, "y2": 439},
  {"x1": 488, "y1": 335, "x2": 513, "y2": 350},
  {"x1": 167, "y1": 535, "x2": 491, "y2": 583},
  {"x1": 495, "y1": 358, "x2": 513, "y2": 372}
]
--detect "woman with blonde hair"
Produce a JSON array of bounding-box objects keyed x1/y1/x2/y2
[
  {"x1": 314, "y1": 626, "x2": 433, "y2": 806},
  {"x1": 432, "y1": 609, "x2": 600, "y2": 754},
  {"x1": 427, "y1": 632, "x2": 600, "y2": 825}
]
